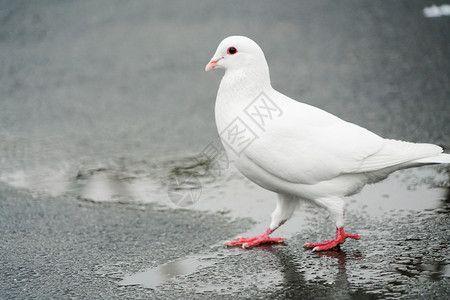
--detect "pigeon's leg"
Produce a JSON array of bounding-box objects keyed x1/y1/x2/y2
[
  {"x1": 224, "y1": 194, "x2": 298, "y2": 248},
  {"x1": 304, "y1": 197, "x2": 361, "y2": 251}
]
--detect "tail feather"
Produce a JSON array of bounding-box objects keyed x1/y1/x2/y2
[
  {"x1": 358, "y1": 139, "x2": 445, "y2": 172},
  {"x1": 413, "y1": 153, "x2": 450, "y2": 164}
]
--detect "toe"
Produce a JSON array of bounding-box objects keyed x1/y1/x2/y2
[{"x1": 224, "y1": 240, "x2": 244, "y2": 246}]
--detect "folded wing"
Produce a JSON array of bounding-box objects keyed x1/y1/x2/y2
[{"x1": 243, "y1": 92, "x2": 443, "y2": 185}]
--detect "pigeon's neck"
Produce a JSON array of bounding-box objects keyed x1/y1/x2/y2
[
  {"x1": 215, "y1": 65, "x2": 273, "y2": 135},
  {"x1": 218, "y1": 66, "x2": 272, "y2": 102}
]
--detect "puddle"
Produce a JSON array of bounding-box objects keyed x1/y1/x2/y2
[
  {"x1": 350, "y1": 166, "x2": 449, "y2": 218},
  {"x1": 118, "y1": 244, "x2": 288, "y2": 294},
  {"x1": 119, "y1": 254, "x2": 216, "y2": 289},
  {"x1": 0, "y1": 155, "x2": 448, "y2": 226},
  {"x1": 118, "y1": 246, "x2": 249, "y2": 291}
]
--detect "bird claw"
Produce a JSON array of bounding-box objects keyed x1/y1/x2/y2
[
  {"x1": 224, "y1": 236, "x2": 286, "y2": 248},
  {"x1": 304, "y1": 227, "x2": 361, "y2": 251}
]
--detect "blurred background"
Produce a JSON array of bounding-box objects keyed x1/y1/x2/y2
[{"x1": 1, "y1": 1, "x2": 449, "y2": 178}]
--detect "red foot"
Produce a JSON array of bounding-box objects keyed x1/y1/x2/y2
[
  {"x1": 304, "y1": 227, "x2": 361, "y2": 252},
  {"x1": 224, "y1": 228, "x2": 285, "y2": 249}
]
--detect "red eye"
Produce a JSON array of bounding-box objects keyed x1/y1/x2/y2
[{"x1": 227, "y1": 47, "x2": 237, "y2": 55}]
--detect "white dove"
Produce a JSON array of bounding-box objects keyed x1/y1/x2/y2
[{"x1": 205, "y1": 36, "x2": 450, "y2": 251}]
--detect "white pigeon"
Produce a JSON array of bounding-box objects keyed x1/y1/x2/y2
[{"x1": 205, "y1": 36, "x2": 450, "y2": 251}]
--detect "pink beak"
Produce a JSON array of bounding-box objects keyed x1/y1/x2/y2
[{"x1": 205, "y1": 58, "x2": 222, "y2": 72}]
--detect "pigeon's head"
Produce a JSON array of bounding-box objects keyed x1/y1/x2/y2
[{"x1": 205, "y1": 36, "x2": 268, "y2": 75}]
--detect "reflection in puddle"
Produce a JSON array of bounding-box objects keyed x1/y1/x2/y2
[
  {"x1": 0, "y1": 156, "x2": 448, "y2": 219},
  {"x1": 352, "y1": 166, "x2": 449, "y2": 218},
  {"x1": 166, "y1": 156, "x2": 210, "y2": 208},
  {"x1": 118, "y1": 246, "x2": 286, "y2": 294},
  {"x1": 0, "y1": 155, "x2": 448, "y2": 219},
  {"x1": 119, "y1": 246, "x2": 254, "y2": 292},
  {"x1": 119, "y1": 254, "x2": 216, "y2": 289},
  {"x1": 80, "y1": 172, "x2": 130, "y2": 202},
  {"x1": 270, "y1": 247, "x2": 375, "y2": 299}
]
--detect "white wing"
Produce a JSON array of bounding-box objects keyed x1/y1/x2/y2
[{"x1": 242, "y1": 91, "x2": 442, "y2": 185}]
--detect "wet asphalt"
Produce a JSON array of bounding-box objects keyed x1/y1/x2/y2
[{"x1": 1, "y1": 0, "x2": 449, "y2": 299}]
